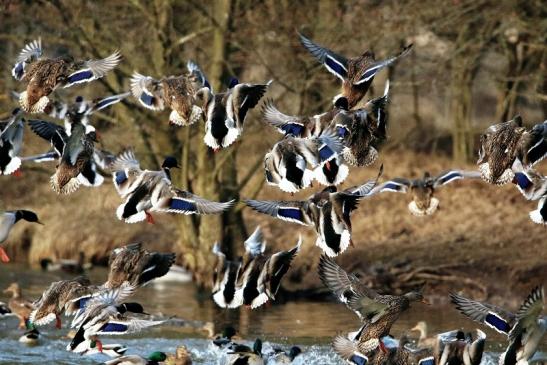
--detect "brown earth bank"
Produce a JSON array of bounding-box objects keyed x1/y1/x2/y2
[{"x1": 2, "y1": 148, "x2": 546, "y2": 307}]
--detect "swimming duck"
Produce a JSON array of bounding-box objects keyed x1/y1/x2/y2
[
  {"x1": 19, "y1": 327, "x2": 40, "y2": 345},
  {"x1": 12, "y1": 38, "x2": 121, "y2": 113},
  {"x1": 3, "y1": 282, "x2": 34, "y2": 328},
  {"x1": 410, "y1": 321, "x2": 437, "y2": 349},
  {"x1": 30, "y1": 276, "x2": 93, "y2": 328},
  {"x1": 433, "y1": 329, "x2": 486, "y2": 365},
  {"x1": 0, "y1": 108, "x2": 25, "y2": 176},
  {"x1": 319, "y1": 256, "x2": 428, "y2": 351},
  {"x1": 265, "y1": 346, "x2": 302, "y2": 364},
  {"x1": 28, "y1": 115, "x2": 97, "y2": 194},
  {"x1": 511, "y1": 159, "x2": 547, "y2": 224},
  {"x1": 104, "y1": 351, "x2": 168, "y2": 365},
  {"x1": 104, "y1": 242, "x2": 176, "y2": 289},
  {"x1": 165, "y1": 345, "x2": 193, "y2": 365},
  {"x1": 212, "y1": 242, "x2": 242, "y2": 308},
  {"x1": 478, "y1": 117, "x2": 547, "y2": 185},
  {"x1": 40, "y1": 251, "x2": 92, "y2": 274},
  {"x1": 450, "y1": 286, "x2": 546, "y2": 365},
  {"x1": 0, "y1": 209, "x2": 43, "y2": 262},
  {"x1": 82, "y1": 343, "x2": 128, "y2": 358},
  {"x1": 298, "y1": 33, "x2": 411, "y2": 109},
  {"x1": 371, "y1": 169, "x2": 481, "y2": 216},
  {"x1": 226, "y1": 338, "x2": 264, "y2": 365},
  {"x1": 263, "y1": 132, "x2": 345, "y2": 193},
  {"x1": 197, "y1": 78, "x2": 270, "y2": 150},
  {"x1": 110, "y1": 149, "x2": 235, "y2": 223},
  {"x1": 245, "y1": 168, "x2": 381, "y2": 257},
  {"x1": 131, "y1": 61, "x2": 209, "y2": 126}
]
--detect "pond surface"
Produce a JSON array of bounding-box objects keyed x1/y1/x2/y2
[{"x1": 0, "y1": 264, "x2": 544, "y2": 364}]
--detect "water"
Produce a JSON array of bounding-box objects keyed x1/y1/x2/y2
[{"x1": 0, "y1": 264, "x2": 543, "y2": 364}]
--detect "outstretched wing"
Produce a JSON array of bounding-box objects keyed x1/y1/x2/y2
[
  {"x1": 130, "y1": 72, "x2": 164, "y2": 110},
  {"x1": 234, "y1": 81, "x2": 271, "y2": 127},
  {"x1": 89, "y1": 92, "x2": 130, "y2": 114},
  {"x1": 96, "y1": 318, "x2": 165, "y2": 335},
  {"x1": 154, "y1": 188, "x2": 235, "y2": 215},
  {"x1": 12, "y1": 38, "x2": 42, "y2": 80},
  {"x1": 64, "y1": 51, "x2": 122, "y2": 88},
  {"x1": 509, "y1": 286, "x2": 544, "y2": 343},
  {"x1": 433, "y1": 170, "x2": 481, "y2": 188},
  {"x1": 298, "y1": 33, "x2": 348, "y2": 81},
  {"x1": 109, "y1": 149, "x2": 142, "y2": 197},
  {"x1": 28, "y1": 119, "x2": 67, "y2": 155},
  {"x1": 187, "y1": 60, "x2": 211, "y2": 90},
  {"x1": 244, "y1": 199, "x2": 311, "y2": 226},
  {"x1": 261, "y1": 99, "x2": 306, "y2": 136},
  {"x1": 370, "y1": 178, "x2": 411, "y2": 194},
  {"x1": 354, "y1": 44, "x2": 413, "y2": 85}
]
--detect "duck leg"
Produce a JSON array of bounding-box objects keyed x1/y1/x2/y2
[
  {"x1": 55, "y1": 315, "x2": 62, "y2": 329},
  {"x1": 379, "y1": 339, "x2": 388, "y2": 354},
  {"x1": 0, "y1": 247, "x2": 10, "y2": 263},
  {"x1": 13, "y1": 169, "x2": 22, "y2": 177},
  {"x1": 145, "y1": 212, "x2": 155, "y2": 224},
  {"x1": 96, "y1": 339, "x2": 103, "y2": 353}
]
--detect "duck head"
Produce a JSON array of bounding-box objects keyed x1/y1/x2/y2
[
  {"x1": 253, "y1": 338, "x2": 263, "y2": 356},
  {"x1": 404, "y1": 291, "x2": 429, "y2": 305},
  {"x1": 148, "y1": 351, "x2": 167, "y2": 362},
  {"x1": 116, "y1": 302, "x2": 147, "y2": 315},
  {"x1": 289, "y1": 346, "x2": 302, "y2": 360},
  {"x1": 162, "y1": 156, "x2": 180, "y2": 169},
  {"x1": 15, "y1": 210, "x2": 43, "y2": 225},
  {"x1": 3, "y1": 282, "x2": 21, "y2": 297}
]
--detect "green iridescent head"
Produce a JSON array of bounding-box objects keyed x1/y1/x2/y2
[{"x1": 148, "y1": 351, "x2": 167, "y2": 361}]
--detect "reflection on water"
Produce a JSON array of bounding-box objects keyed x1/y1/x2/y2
[{"x1": 0, "y1": 264, "x2": 544, "y2": 364}]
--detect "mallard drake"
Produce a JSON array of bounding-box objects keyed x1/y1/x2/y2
[
  {"x1": 245, "y1": 168, "x2": 381, "y2": 257},
  {"x1": 165, "y1": 345, "x2": 193, "y2": 365},
  {"x1": 104, "y1": 242, "x2": 176, "y2": 289},
  {"x1": 319, "y1": 256, "x2": 428, "y2": 351},
  {"x1": 298, "y1": 33, "x2": 411, "y2": 109},
  {"x1": 130, "y1": 61, "x2": 209, "y2": 126},
  {"x1": 19, "y1": 327, "x2": 40, "y2": 345},
  {"x1": 478, "y1": 117, "x2": 547, "y2": 185},
  {"x1": 433, "y1": 329, "x2": 486, "y2": 365},
  {"x1": 110, "y1": 149, "x2": 235, "y2": 223},
  {"x1": 104, "y1": 351, "x2": 168, "y2": 365},
  {"x1": 197, "y1": 78, "x2": 270, "y2": 150},
  {"x1": 29, "y1": 276, "x2": 93, "y2": 328},
  {"x1": 0, "y1": 108, "x2": 25, "y2": 176},
  {"x1": 511, "y1": 159, "x2": 547, "y2": 224},
  {"x1": 0, "y1": 209, "x2": 43, "y2": 262},
  {"x1": 28, "y1": 116, "x2": 97, "y2": 194},
  {"x1": 264, "y1": 132, "x2": 345, "y2": 193},
  {"x1": 232, "y1": 228, "x2": 301, "y2": 309},
  {"x1": 2, "y1": 282, "x2": 34, "y2": 328},
  {"x1": 12, "y1": 38, "x2": 121, "y2": 113},
  {"x1": 212, "y1": 242, "x2": 242, "y2": 308},
  {"x1": 226, "y1": 338, "x2": 264, "y2": 365},
  {"x1": 40, "y1": 251, "x2": 92, "y2": 274},
  {"x1": 371, "y1": 170, "x2": 481, "y2": 216},
  {"x1": 265, "y1": 346, "x2": 302, "y2": 364},
  {"x1": 410, "y1": 321, "x2": 437, "y2": 349},
  {"x1": 450, "y1": 286, "x2": 546, "y2": 365}
]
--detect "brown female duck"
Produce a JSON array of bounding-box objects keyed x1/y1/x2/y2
[
  {"x1": 12, "y1": 38, "x2": 121, "y2": 113},
  {"x1": 3, "y1": 282, "x2": 34, "y2": 328},
  {"x1": 299, "y1": 33, "x2": 411, "y2": 108}
]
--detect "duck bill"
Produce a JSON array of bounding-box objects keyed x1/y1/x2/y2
[
  {"x1": 421, "y1": 298, "x2": 431, "y2": 305},
  {"x1": 36, "y1": 220, "x2": 45, "y2": 225}
]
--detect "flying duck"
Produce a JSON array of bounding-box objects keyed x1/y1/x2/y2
[
  {"x1": 371, "y1": 169, "x2": 481, "y2": 216},
  {"x1": 212, "y1": 242, "x2": 242, "y2": 309},
  {"x1": 478, "y1": 117, "x2": 547, "y2": 185},
  {"x1": 3, "y1": 282, "x2": 35, "y2": 328},
  {"x1": 319, "y1": 256, "x2": 428, "y2": 353},
  {"x1": 298, "y1": 32, "x2": 411, "y2": 108},
  {"x1": 450, "y1": 286, "x2": 546, "y2": 365},
  {"x1": 511, "y1": 159, "x2": 547, "y2": 224},
  {"x1": 104, "y1": 352, "x2": 167, "y2": 365},
  {"x1": 197, "y1": 78, "x2": 270, "y2": 150},
  {"x1": 0, "y1": 209, "x2": 42, "y2": 262},
  {"x1": 130, "y1": 61, "x2": 209, "y2": 126},
  {"x1": 0, "y1": 108, "x2": 25, "y2": 176},
  {"x1": 110, "y1": 149, "x2": 235, "y2": 223},
  {"x1": 12, "y1": 38, "x2": 121, "y2": 113},
  {"x1": 263, "y1": 131, "x2": 345, "y2": 193},
  {"x1": 245, "y1": 168, "x2": 381, "y2": 257},
  {"x1": 104, "y1": 242, "x2": 176, "y2": 289}
]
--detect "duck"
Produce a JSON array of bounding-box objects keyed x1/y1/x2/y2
[
  {"x1": 18, "y1": 327, "x2": 40, "y2": 345},
  {"x1": 11, "y1": 38, "x2": 121, "y2": 113},
  {"x1": 82, "y1": 343, "x2": 128, "y2": 358},
  {"x1": 0, "y1": 108, "x2": 25, "y2": 176},
  {"x1": 151, "y1": 265, "x2": 192, "y2": 284},
  {"x1": 226, "y1": 338, "x2": 264, "y2": 365},
  {"x1": 410, "y1": 321, "x2": 437, "y2": 349},
  {"x1": 511, "y1": 159, "x2": 547, "y2": 224},
  {"x1": 165, "y1": 345, "x2": 193, "y2": 365},
  {"x1": 110, "y1": 148, "x2": 235, "y2": 223},
  {"x1": 196, "y1": 78, "x2": 270, "y2": 150},
  {"x1": 28, "y1": 114, "x2": 97, "y2": 194},
  {"x1": 104, "y1": 242, "x2": 176, "y2": 289},
  {"x1": 319, "y1": 256, "x2": 429, "y2": 352},
  {"x1": 131, "y1": 61, "x2": 209, "y2": 126},
  {"x1": 298, "y1": 32, "x2": 412, "y2": 109},
  {"x1": 245, "y1": 167, "x2": 381, "y2": 257},
  {"x1": 2, "y1": 282, "x2": 35, "y2": 328},
  {"x1": 371, "y1": 169, "x2": 482, "y2": 216},
  {"x1": 265, "y1": 346, "x2": 302, "y2": 364},
  {"x1": 0, "y1": 209, "x2": 43, "y2": 262},
  {"x1": 232, "y1": 228, "x2": 301, "y2": 309},
  {"x1": 478, "y1": 117, "x2": 547, "y2": 185},
  {"x1": 210, "y1": 326, "x2": 243, "y2": 348},
  {"x1": 212, "y1": 242, "x2": 242, "y2": 308},
  {"x1": 40, "y1": 251, "x2": 92, "y2": 274},
  {"x1": 433, "y1": 329, "x2": 486, "y2": 365},
  {"x1": 29, "y1": 276, "x2": 94, "y2": 328},
  {"x1": 450, "y1": 286, "x2": 546, "y2": 365},
  {"x1": 263, "y1": 131, "x2": 345, "y2": 193},
  {"x1": 103, "y1": 351, "x2": 168, "y2": 365}
]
